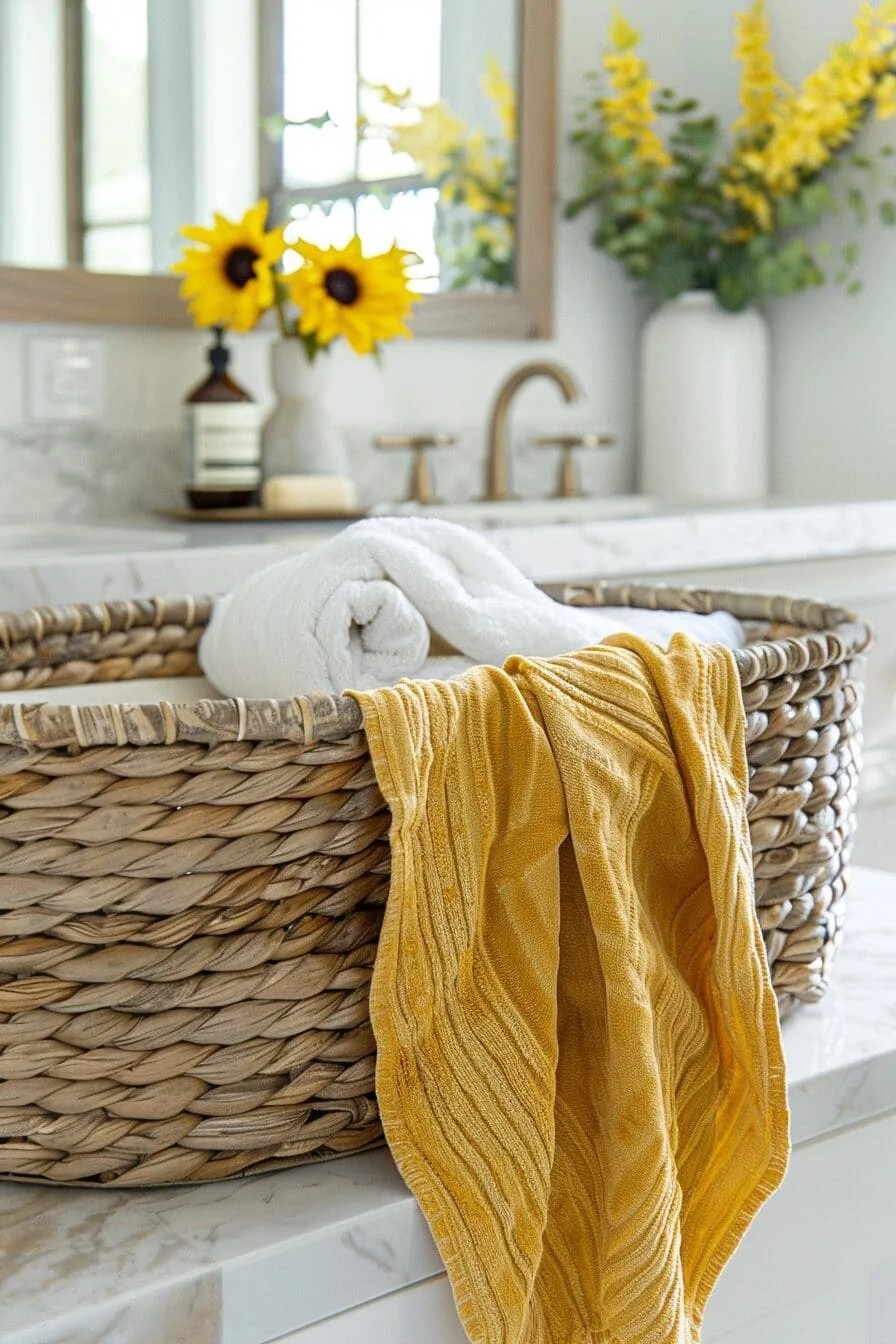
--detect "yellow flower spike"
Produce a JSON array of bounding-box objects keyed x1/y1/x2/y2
[
  {"x1": 732, "y1": 0, "x2": 790, "y2": 135},
  {"x1": 876, "y1": 71, "x2": 896, "y2": 117},
  {"x1": 173, "y1": 199, "x2": 285, "y2": 333},
  {"x1": 732, "y1": 0, "x2": 896, "y2": 198},
  {"x1": 287, "y1": 239, "x2": 422, "y2": 357},
  {"x1": 601, "y1": 8, "x2": 670, "y2": 168},
  {"x1": 391, "y1": 102, "x2": 468, "y2": 179},
  {"x1": 722, "y1": 180, "x2": 775, "y2": 231},
  {"x1": 472, "y1": 219, "x2": 513, "y2": 261},
  {"x1": 457, "y1": 128, "x2": 515, "y2": 215},
  {"x1": 481, "y1": 56, "x2": 516, "y2": 142},
  {"x1": 609, "y1": 9, "x2": 641, "y2": 51}
]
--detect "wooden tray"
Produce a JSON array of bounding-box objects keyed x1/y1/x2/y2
[{"x1": 159, "y1": 508, "x2": 367, "y2": 523}]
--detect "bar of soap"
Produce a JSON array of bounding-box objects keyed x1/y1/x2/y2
[{"x1": 261, "y1": 474, "x2": 358, "y2": 515}]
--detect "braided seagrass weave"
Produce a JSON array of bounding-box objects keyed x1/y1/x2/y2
[{"x1": 0, "y1": 584, "x2": 871, "y2": 1186}]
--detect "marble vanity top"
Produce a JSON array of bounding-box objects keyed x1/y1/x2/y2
[
  {"x1": 2, "y1": 865, "x2": 895, "y2": 1344},
  {"x1": 2, "y1": 498, "x2": 896, "y2": 610}
]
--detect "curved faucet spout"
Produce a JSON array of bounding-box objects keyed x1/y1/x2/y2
[{"x1": 485, "y1": 361, "x2": 583, "y2": 502}]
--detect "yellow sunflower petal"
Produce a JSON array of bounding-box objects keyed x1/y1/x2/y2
[
  {"x1": 172, "y1": 200, "x2": 284, "y2": 331},
  {"x1": 180, "y1": 224, "x2": 218, "y2": 245},
  {"x1": 286, "y1": 237, "x2": 417, "y2": 354},
  {"x1": 244, "y1": 199, "x2": 269, "y2": 233}
]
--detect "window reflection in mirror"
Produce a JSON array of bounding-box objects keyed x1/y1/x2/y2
[
  {"x1": 81, "y1": 0, "x2": 151, "y2": 272},
  {"x1": 272, "y1": 0, "x2": 518, "y2": 295},
  {"x1": 0, "y1": 0, "x2": 519, "y2": 295}
]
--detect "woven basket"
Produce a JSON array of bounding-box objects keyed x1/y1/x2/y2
[{"x1": 0, "y1": 583, "x2": 871, "y2": 1187}]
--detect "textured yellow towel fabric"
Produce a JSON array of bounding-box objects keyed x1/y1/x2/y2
[{"x1": 351, "y1": 634, "x2": 789, "y2": 1344}]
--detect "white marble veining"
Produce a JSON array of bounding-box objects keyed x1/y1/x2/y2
[
  {"x1": 3, "y1": 498, "x2": 896, "y2": 612},
  {"x1": 487, "y1": 497, "x2": 896, "y2": 585},
  {"x1": 1, "y1": 868, "x2": 895, "y2": 1344},
  {"x1": 0, "y1": 418, "x2": 631, "y2": 533},
  {"x1": 8, "y1": 1276, "x2": 222, "y2": 1344},
  {"x1": 785, "y1": 871, "x2": 896, "y2": 1144}
]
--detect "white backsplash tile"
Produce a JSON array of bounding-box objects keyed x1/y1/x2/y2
[
  {"x1": 0, "y1": 405, "x2": 631, "y2": 523},
  {"x1": 0, "y1": 425, "x2": 182, "y2": 521}
]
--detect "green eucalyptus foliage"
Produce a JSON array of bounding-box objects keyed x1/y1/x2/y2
[{"x1": 566, "y1": 92, "x2": 896, "y2": 310}]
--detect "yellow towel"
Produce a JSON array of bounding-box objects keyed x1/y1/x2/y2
[{"x1": 351, "y1": 634, "x2": 789, "y2": 1344}]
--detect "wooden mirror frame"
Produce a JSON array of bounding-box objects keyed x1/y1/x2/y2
[{"x1": 0, "y1": 0, "x2": 556, "y2": 338}]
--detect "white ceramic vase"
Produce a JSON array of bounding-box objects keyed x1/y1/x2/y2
[
  {"x1": 638, "y1": 290, "x2": 770, "y2": 502},
  {"x1": 262, "y1": 339, "x2": 350, "y2": 478}
]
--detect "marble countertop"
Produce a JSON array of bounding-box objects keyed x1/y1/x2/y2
[
  {"x1": 2, "y1": 865, "x2": 895, "y2": 1344},
  {"x1": 2, "y1": 498, "x2": 896, "y2": 610}
]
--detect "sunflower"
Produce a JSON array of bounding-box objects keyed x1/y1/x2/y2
[
  {"x1": 173, "y1": 200, "x2": 285, "y2": 333},
  {"x1": 287, "y1": 238, "x2": 421, "y2": 356}
]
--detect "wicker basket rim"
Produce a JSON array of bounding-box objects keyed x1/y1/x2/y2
[{"x1": 0, "y1": 583, "x2": 873, "y2": 750}]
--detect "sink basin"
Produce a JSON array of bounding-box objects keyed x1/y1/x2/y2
[
  {"x1": 371, "y1": 495, "x2": 667, "y2": 528},
  {"x1": 0, "y1": 523, "x2": 186, "y2": 556}
]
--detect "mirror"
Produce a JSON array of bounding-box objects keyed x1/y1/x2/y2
[
  {"x1": 0, "y1": 0, "x2": 555, "y2": 335},
  {"x1": 269, "y1": 0, "x2": 516, "y2": 296}
]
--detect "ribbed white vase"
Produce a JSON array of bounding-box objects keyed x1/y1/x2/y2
[
  {"x1": 261, "y1": 339, "x2": 349, "y2": 478},
  {"x1": 638, "y1": 291, "x2": 770, "y2": 502}
]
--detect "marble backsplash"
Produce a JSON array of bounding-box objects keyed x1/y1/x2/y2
[{"x1": 0, "y1": 416, "x2": 632, "y2": 522}]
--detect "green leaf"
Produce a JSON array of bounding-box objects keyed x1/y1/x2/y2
[
  {"x1": 656, "y1": 96, "x2": 699, "y2": 115},
  {"x1": 800, "y1": 181, "x2": 836, "y2": 218},
  {"x1": 880, "y1": 200, "x2": 896, "y2": 224},
  {"x1": 842, "y1": 240, "x2": 860, "y2": 265},
  {"x1": 615, "y1": 225, "x2": 653, "y2": 249},
  {"x1": 716, "y1": 252, "x2": 756, "y2": 311},
  {"x1": 847, "y1": 188, "x2": 868, "y2": 224},
  {"x1": 672, "y1": 117, "x2": 719, "y2": 157},
  {"x1": 564, "y1": 192, "x2": 602, "y2": 219},
  {"x1": 623, "y1": 252, "x2": 653, "y2": 277},
  {"x1": 847, "y1": 279, "x2": 863, "y2": 295},
  {"x1": 649, "y1": 243, "x2": 698, "y2": 298}
]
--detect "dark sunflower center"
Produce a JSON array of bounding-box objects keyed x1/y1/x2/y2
[
  {"x1": 224, "y1": 246, "x2": 260, "y2": 289},
  {"x1": 324, "y1": 267, "x2": 361, "y2": 305}
]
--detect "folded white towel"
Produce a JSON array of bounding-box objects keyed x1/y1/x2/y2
[{"x1": 199, "y1": 517, "x2": 743, "y2": 698}]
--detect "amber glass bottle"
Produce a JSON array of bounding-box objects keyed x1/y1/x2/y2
[{"x1": 184, "y1": 329, "x2": 262, "y2": 509}]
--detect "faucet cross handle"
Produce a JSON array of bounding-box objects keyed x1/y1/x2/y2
[
  {"x1": 374, "y1": 433, "x2": 457, "y2": 506},
  {"x1": 534, "y1": 431, "x2": 616, "y2": 499}
]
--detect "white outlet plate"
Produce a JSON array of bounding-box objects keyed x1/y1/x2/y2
[{"x1": 26, "y1": 336, "x2": 105, "y2": 423}]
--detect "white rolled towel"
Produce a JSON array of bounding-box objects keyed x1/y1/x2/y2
[{"x1": 199, "y1": 517, "x2": 743, "y2": 698}]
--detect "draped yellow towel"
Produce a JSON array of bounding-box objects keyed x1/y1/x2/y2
[{"x1": 351, "y1": 634, "x2": 789, "y2": 1344}]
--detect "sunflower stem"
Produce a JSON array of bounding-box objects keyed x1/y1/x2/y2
[{"x1": 273, "y1": 279, "x2": 291, "y2": 339}]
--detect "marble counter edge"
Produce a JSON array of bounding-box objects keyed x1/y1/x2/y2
[{"x1": 3, "y1": 500, "x2": 896, "y2": 608}]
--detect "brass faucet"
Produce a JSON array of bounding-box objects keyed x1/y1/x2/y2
[{"x1": 484, "y1": 361, "x2": 583, "y2": 501}]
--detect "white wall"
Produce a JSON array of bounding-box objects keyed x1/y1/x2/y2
[
  {"x1": 1, "y1": 0, "x2": 895, "y2": 519},
  {"x1": 626, "y1": 0, "x2": 896, "y2": 502},
  {"x1": 760, "y1": 0, "x2": 896, "y2": 500}
]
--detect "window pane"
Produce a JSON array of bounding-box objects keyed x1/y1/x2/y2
[
  {"x1": 82, "y1": 0, "x2": 150, "y2": 227},
  {"x1": 283, "y1": 199, "x2": 358, "y2": 258},
  {"x1": 83, "y1": 222, "x2": 152, "y2": 273},
  {"x1": 357, "y1": 0, "x2": 441, "y2": 182},
  {"x1": 356, "y1": 191, "x2": 440, "y2": 292},
  {"x1": 282, "y1": 0, "x2": 358, "y2": 187}
]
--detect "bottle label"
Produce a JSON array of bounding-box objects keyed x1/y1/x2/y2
[{"x1": 185, "y1": 404, "x2": 262, "y2": 489}]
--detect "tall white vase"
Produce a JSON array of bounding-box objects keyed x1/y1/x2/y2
[
  {"x1": 262, "y1": 340, "x2": 350, "y2": 478},
  {"x1": 638, "y1": 291, "x2": 770, "y2": 502}
]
